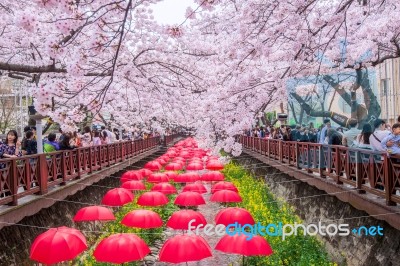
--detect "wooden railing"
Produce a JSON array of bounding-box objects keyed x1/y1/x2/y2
[
  {"x1": 0, "y1": 137, "x2": 164, "y2": 206},
  {"x1": 239, "y1": 136, "x2": 400, "y2": 206},
  {"x1": 164, "y1": 134, "x2": 176, "y2": 146}
]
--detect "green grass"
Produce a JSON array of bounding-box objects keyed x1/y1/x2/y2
[{"x1": 222, "y1": 163, "x2": 338, "y2": 266}]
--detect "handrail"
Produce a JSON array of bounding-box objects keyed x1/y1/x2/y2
[
  {"x1": 0, "y1": 135, "x2": 179, "y2": 206},
  {"x1": 238, "y1": 136, "x2": 400, "y2": 206}
]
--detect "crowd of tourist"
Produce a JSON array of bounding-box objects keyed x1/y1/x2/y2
[
  {"x1": 0, "y1": 125, "x2": 175, "y2": 163},
  {"x1": 244, "y1": 116, "x2": 400, "y2": 158}
]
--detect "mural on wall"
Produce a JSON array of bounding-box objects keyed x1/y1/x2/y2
[{"x1": 286, "y1": 41, "x2": 381, "y2": 129}]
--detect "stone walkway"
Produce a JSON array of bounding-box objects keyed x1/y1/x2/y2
[{"x1": 143, "y1": 183, "x2": 242, "y2": 266}]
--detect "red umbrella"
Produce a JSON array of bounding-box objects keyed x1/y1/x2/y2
[
  {"x1": 211, "y1": 181, "x2": 238, "y2": 194},
  {"x1": 151, "y1": 182, "x2": 177, "y2": 194},
  {"x1": 159, "y1": 235, "x2": 212, "y2": 264},
  {"x1": 186, "y1": 162, "x2": 204, "y2": 171},
  {"x1": 147, "y1": 173, "x2": 169, "y2": 183},
  {"x1": 179, "y1": 151, "x2": 192, "y2": 159},
  {"x1": 173, "y1": 156, "x2": 186, "y2": 162},
  {"x1": 210, "y1": 190, "x2": 242, "y2": 203},
  {"x1": 94, "y1": 233, "x2": 150, "y2": 264},
  {"x1": 73, "y1": 206, "x2": 115, "y2": 222},
  {"x1": 159, "y1": 155, "x2": 170, "y2": 160},
  {"x1": 215, "y1": 207, "x2": 255, "y2": 226},
  {"x1": 139, "y1": 168, "x2": 153, "y2": 177},
  {"x1": 174, "y1": 192, "x2": 206, "y2": 206},
  {"x1": 137, "y1": 191, "x2": 169, "y2": 206},
  {"x1": 215, "y1": 234, "x2": 273, "y2": 264},
  {"x1": 121, "y1": 170, "x2": 143, "y2": 183},
  {"x1": 206, "y1": 156, "x2": 219, "y2": 162},
  {"x1": 166, "y1": 150, "x2": 177, "y2": 157},
  {"x1": 182, "y1": 183, "x2": 207, "y2": 194},
  {"x1": 206, "y1": 160, "x2": 224, "y2": 170},
  {"x1": 102, "y1": 188, "x2": 134, "y2": 206},
  {"x1": 175, "y1": 172, "x2": 201, "y2": 183},
  {"x1": 144, "y1": 161, "x2": 162, "y2": 171},
  {"x1": 156, "y1": 158, "x2": 167, "y2": 165},
  {"x1": 166, "y1": 210, "x2": 207, "y2": 230},
  {"x1": 121, "y1": 210, "x2": 163, "y2": 229},
  {"x1": 121, "y1": 180, "x2": 146, "y2": 191},
  {"x1": 30, "y1": 226, "x2": 87, "y2": 264},
  {"x1": 203, "y1": 171, "x2": 225, "y2": 182},
  {"x1": 165, "y1": 162, "x2": 183, "y2": 171},
  {"x1": 164, "y1": 171, "x2": 178, "y2": 181}
]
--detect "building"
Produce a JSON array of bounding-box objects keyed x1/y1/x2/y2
[
  {"x1": 376, "y1": 58, "x2": 400, "y2": 125},
  {"x1": 0, "y1": 77, "x2": 30, "y2": 136}
]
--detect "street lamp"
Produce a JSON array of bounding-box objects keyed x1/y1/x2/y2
[{"x1": 28, "y1": 105, "x2": 45, "y2": 154}]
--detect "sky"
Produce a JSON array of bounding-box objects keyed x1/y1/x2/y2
[{"x1": 151, "y1": 0, "x2": 197, "y2": 25}]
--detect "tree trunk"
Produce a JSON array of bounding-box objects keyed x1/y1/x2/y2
[{"x1": 290, "y1": 93, "x2": 349, "y2": 127}]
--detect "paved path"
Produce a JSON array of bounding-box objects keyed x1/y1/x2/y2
[{"x1": 145, "y1": 183, "x2": 242, "y2": 266}]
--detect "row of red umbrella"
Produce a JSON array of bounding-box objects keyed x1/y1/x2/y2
[
  {"x1": 30, "y1": 228, "x2": 272, "y2": 265},
  {"x1": 30, "y1": 138, "x2": 273, "y2": 265},
  {"x1": 101, "y1": 186, "x2": 242, "y2": 207},
  {"x1": 121, "y1": 170, "x2": 225, "y2": 183},
  {"x1": 73, "y1": 206, "x2": 256, "y2": 231},
  {"x1": 122, "y1": 179, "x2": 237, "y2": 194}
]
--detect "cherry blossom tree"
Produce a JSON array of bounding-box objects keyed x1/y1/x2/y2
[{"x1": 0, "y1": 0, "x2": 399, "y2": 155}]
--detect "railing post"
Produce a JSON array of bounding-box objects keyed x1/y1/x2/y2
[
  {"x1": 384, "y1": 155, "x2": 396, "y2": 206},
  {"x1": 296, "y1": 143, "x2": 301, "y2": 169},
  {"x1": 267, "y1": 139, "x2": 270, "y2": 158},
  {"x1": 122, "y1": 142, "x2": 126, "y2": 161},
  {"x1": 9, "y1": 160, "x2": 18, "y2": 206},
  {"x1": 107, "y1": 145, "x2": 111, "y2": 167},
  {"x1": 76, "y1": 148, "x2": 82, "y2": 179},
  {"x1": 319, "y1": 145, "x2": 325, "y2": 178},
  {"x1": 114, "y1": 143, "x2": 119, "y2": 162},
  {"x1": 335, "y1": 147, "x2": 343, "y2": 184},
  {"x1": 88, "y1": 147, "x2": 93, "y2": 173},
  {"x1": 98, "y1": 146, "x2": 102, "y2": 170},
  {"x1": 60, "y1": 152, "x2": 67, "y2": 185},
  {"x1": 24, "y1": 158, "x2": 31, "y2": 191},
  {"x1": 306, "y1": 144, "x2": 312, "y2": 173},
  {"x1": 279, "y1": 141, "x2": 284, "y2": 163},
  {"x1": 38, "y1": 154, "x2": 49, "y2": 195},
  {"x1": 355, "y1": 150, "x2": 365, "y2": 193}
]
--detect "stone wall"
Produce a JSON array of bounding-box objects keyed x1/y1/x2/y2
[
  {"x1": 234, "y1": 155, "x2": 400, "y2": 266},
  {"x1": 0, "y1": 157, "x2": 153, "y2": 266}
]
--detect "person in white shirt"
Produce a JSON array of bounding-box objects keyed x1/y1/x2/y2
[
  {"x1": 92, "y1": 131, "x2": 102, "y2": 146},
  {"x1": 342, "y1": 119, "x2": 361, "y2": 147},
  {"x1": 369, "y1": 119, "x2": 392, "y2": 152},
  {"x1": 81, "y1": 126, "x2": 93, "y2": 147},
  {"x1": 101, "y1": 126, "x2": 114, "y2": 144}
]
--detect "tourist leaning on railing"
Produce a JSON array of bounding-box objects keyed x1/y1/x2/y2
[
  {"x1": 92, "y1": 131, "x2": 102, "y2": 146},
  {"x1": 81, "y1": 126, "x2": 93, "y2": 147},
  {"x1": 370, "y1": 119, "x2": 391, "y2": 152},
  {"x1": 382, "y1": 123, "x2": 400, "y2": 162},
  {"x1": 319, "y1": 119, "x2": 332, "y2": 144},
  {"x1": 0, "y1": 130, "x2": 22, "y2": 169},
  {"x1": 43, "y1": 133, "x2": 60, "y2": 153},
  {"x1": 59, "y1": 133, "x2": 76, "y2": 150},
  {"x1": 342, "y1": 119, "x2": 361, "y2": 147},
  {"x1": 24, "y1": 130, "x2": 37, "y2": 155},
  {"x1": 352, "y1": 123, "x2": 372, "y2": 150},
  {"x1": 327, "y1": 128, "x2": 342, "y2": 145}
]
